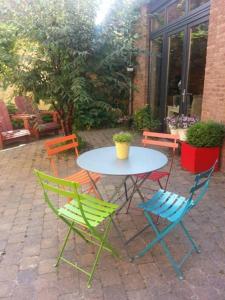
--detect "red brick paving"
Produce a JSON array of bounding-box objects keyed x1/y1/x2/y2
[{"x1": 0, "y1": 128, "x2": 225, "y2": 299}]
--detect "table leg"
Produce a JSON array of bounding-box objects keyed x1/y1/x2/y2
[{"x1": 86, "y1": 171, "x2": 104, "y2": 199}]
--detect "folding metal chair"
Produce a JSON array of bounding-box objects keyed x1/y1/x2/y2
[
  {"x1": 45, "y1": 134, "x2": 101, "y2": 197},
  {"x1": 137, "y1": 131, "x2": 179, "y2": 191},
  {"x1": 34, "y1": 169, "x2": 118, "y2": 288},
  {"x1": 129, "y1": 162, "x2": 216, "y2": 280}
]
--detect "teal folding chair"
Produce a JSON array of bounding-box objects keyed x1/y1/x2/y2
[
  {"x1": 129, "y1": 162, "x2": 216, "y2": 280},
  {"x1": 34, "y1": 169, "x2": 119, "y2": 288}
]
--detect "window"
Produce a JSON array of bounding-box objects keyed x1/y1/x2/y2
[
  {"x1": 151, "y1": 9, "x2": 166, "y2": 31},
  {"x1": 167, "y1": 0, "x2": 186, "y2": 24},
  {"x1": 189, "y1": 0, "x2": 209, "y2": 11},
  {"x1": 149, "y1": 37, "x2": 163, "y2": 115}
]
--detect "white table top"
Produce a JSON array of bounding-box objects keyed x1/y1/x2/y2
[{"x1": 77, "y1": 146, "x2": 168, "y2": 176}]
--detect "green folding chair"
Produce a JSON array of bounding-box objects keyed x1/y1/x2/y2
[
  {"x1": 129, "y1": 162, "x2": 216, "y2": 280},
  {"x1": 34, "y1": 169, "x2": 119, "y2": 288}
]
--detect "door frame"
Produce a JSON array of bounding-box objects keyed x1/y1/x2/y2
[{"x1": 148, "y1": 1, "x2": 210, "y2": 125}]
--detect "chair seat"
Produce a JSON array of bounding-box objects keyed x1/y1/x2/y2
[
  {"x1": 136, "y1": 171, "x2": 169, "y2": 181},
  {"x1": 139, "y1": 189, "x2": 188, "y2": 222},
  {"x1": 58, "y1": 194, "x2": 118, "y2": 227},
  {"x1": 1, "y1": 129, "x2": 30, "y2": 141},
  {"x1": 38, "y1": 122, "x2": 60, "y2": 132},
  {"x1": 64, "y1": 170, "x2": 100, "y2": 186}
]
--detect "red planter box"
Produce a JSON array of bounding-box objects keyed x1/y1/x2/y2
[{"x1": 181, "y1": 142, "x2": 219, "y2": 173}]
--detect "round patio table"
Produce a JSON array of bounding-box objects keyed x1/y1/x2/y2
[
  {"x1": 77, "y1": 146, "x2": 168, "y2": 176},
  {"x1": 77, "y1": 146, "x2": 168, "y2": 253}
]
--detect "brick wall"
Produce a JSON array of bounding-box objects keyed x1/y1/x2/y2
[
  {"x1": 201, "y1": 0, "x2": 225, "y2": 172},
  {"x1": 133, "y1": 5, "x2": 149, "y2": 112}
]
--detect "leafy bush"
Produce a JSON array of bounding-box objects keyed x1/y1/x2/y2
[
  {"x1": 73, "y1": 102, "x2": 122, "y2": 130},
  {"x1": 11, "y1": 119, "x2": 24, "y2": 129},
  {"x1": 6, "y1": 101, "x2": 17, "y2": 115},
  {"x1": 134, "y1": 105, "x2": 161, "y2": 131},
  {"x1": 113, "y1": 132, "x2": 133, "y2": 143},
  {"x1": 187, "y1": 121, "x2": 225, "y2": 147},
  {"x1": 42, "y1": 114, "x2": 53, "y2": 123}
]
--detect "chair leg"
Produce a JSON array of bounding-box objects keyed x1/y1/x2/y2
[
  {"x1": 136, "y1": 212, "x2": 184, "y2": 279},
  {"x1": 158, "y1": 179, "x2": 163, "y2": 189},
  {"x1": 180, "y1": 221, "x2": 200, "y2": 253},
  {"x1": 55, "y1": 222, "x2": 74, "y2": 267},
  {"x1": 87, "y1": 218, "x2": 112, "y2": 288}
]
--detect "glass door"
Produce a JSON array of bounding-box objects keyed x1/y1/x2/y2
[
  {"x1": 185, "y1": 21, "x2": 209, "y2": 118},
  {"x1": 165, "y1": 28, "x2": 186, "y2": 118},
  {"x1": 164, "y1": 20, "x2": 208, "y2": 119}
]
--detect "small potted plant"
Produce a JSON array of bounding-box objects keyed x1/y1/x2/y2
[
  {"x1": 166, "y1": 115, "x2": 198, "y2": 140},
  {"x1": 181, "y1": 121, "x2": 225, "y2": 173},
  {"x1": 165, "y1": 115, "x2": 179, "y2": 135},
  {"x1": 113, "y1": 132, "x2": 133, "y2": 159},
  {"x1": 177, "y1": 115, "x2": 198, "y2": 141}
]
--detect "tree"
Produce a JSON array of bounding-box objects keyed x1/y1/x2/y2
[
  {"x1": 1, "y1": 0, "x2": 97, "y2": 134},
  {"x1": 0, "y1": 0, "x2": 142, "y2": 133}
]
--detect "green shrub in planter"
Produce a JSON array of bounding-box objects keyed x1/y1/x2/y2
[
  {"x1": 134, "y1": 105, "x2": 160, "y2": 131},
  {"x1": 187, "y1": 121, "x2": 225, "y2": 147}
]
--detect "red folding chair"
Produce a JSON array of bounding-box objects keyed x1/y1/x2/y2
[{"x1": 136, "y1": 131, "x2": 179, "y2": 191}]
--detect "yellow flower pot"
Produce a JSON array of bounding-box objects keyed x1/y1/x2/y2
[{"x1": 115, "y1": 142, "x2": 130, "y2": 159}]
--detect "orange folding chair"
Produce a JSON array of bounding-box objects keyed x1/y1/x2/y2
[
  {"x1": 136, "y1": 131, "x2": 179, "y2": 191},
  {"x1": 45, "y1": 134, "x2": 101, "y2": 197}
]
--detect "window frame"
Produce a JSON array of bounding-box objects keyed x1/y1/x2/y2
[{"x1": 150, "y1": 0, "x2": 210, "y2": 35}]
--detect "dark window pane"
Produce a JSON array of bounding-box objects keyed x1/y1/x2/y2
[
  {"x1": 151, "y1": 9, "x2": 165, "y2": 31},
  {"x1": 189, "y1": 0, "x2": 209, "y2": 11},
  {"x1": 167, "y1": 0, "x2": 185, "y2": 24},
  {"x1": 187, "y1": 22, "x2": 208, "y2": 118},
  {"x1": 166, "y1": 31, "x2": 184, "y2": 115},
  {"x1": 149, "y1": 37, "x2": 163, "y2": 116}
]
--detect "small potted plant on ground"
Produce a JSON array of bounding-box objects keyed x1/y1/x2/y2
[
  {"x1": 165, "y1": 115, "x2": 179, "y2": 135},
  {"x1": 113, "y1": 132, "x2": 133, "y2": 159},
  {"x1": 177, "y1": 115, "x2": 198, "y2": 141},
  {"x1": 165, "y1": 115, "x2": 198, "y2": 140},
  {"x1": 181, "y1": 121, "x2": 225, "y2": 173}
]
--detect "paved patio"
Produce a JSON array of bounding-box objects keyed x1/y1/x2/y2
[{"x1": 0, "y1": 128, "x2": 225, "y2": 300}]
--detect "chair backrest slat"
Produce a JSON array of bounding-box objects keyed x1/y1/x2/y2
[
  {"x1": 188, "y1": 161, "x2": 217, "y2": 207},
  {"x1": 45, "y1": 134, "x2": 79, "y2": 156},
  {"x1": 45, "y1": 134, "x2": 79, "y2": 177},
  {"x1": 36, "y1": 169, "x2": 80, "y2": 188},
  {"x1": 34, "y1": 169, "x2": 93, "y2": 228},
  {"x1": 15, "y1": 96, "x2": 39, "y2": 115},
  {"x1": 47, "y1": 141, "x2": 79, "y2": 156},
  {"x1": 0, "y1": 100, "x2": 13, "y2": 132},
  {"x1": 42, "y1": 182, "x2": 77, "y2": 198},
  {"x1": 142, "y1": 139, "x2": 178, "y2": 149},
  {"x1": 142, "y1": 131, "x2": 179, "y2": 150}
]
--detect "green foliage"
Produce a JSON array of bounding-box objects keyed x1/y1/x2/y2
[
  {"x1": 42, "y1": 114, "x2": 53, "y2": 123},
  {"x1": 71, "y1": 130, "x2": 87, "y2": 152},
  {"x1": 11, "y1": 119, "x2": 24, "y2": 129},
  {"x1": 0, "y1": 0, "x2": 142, "y2": 133},
  {"x1": 113, "y1": 132, "x2": 133, "y2": 143},
  {"x1": 134, "y1": 105, "x2": 161, "y2": 131},
  {"x1": 76, "y1": 133, "x2": 87, "y2": 152},
  {"x1": 187, "y1": 121, "x2": 225, "y2": 147},
  {"x1": 73, "y1": 101, "x2": 122, "y2": 130},
  {"x1": 6, "y1": 101, "x2": 17, "y2": 115}
]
